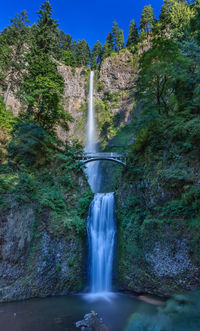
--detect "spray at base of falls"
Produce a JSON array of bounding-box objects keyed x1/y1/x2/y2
[{"x1": 84, "y1": 72, "x2": 116, "y2": 299}]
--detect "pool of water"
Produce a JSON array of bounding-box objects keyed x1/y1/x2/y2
[{"x1": 0, "y1": 293, "x2": 158, "y2": 331}]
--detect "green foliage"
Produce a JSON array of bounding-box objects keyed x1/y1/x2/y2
[
  {"x1": 60, "y1": 49, "x2": 77, "y2": 67},
  {"x1": 170, "y1": 0, "x2": 194, "y2": 39},
  {"x1": 102, "y1": 32, "x2": 114, "y2": 60},
  {"x1": 91, "y1": 40, "x2": 103, "y2": 69},
  {"x1": 75, "y1": 40, "x2": 91, "y2": 66},
  {"x1": 0, "y1": 35, "x2": 12, "y2": 88},
  {"x1": 126, "y1": 20, "x2": 138, "y2": 51},
  {"x1": 140, "y1": 4, "x2": 155, "y2": 36},
  {"x1": 59, "y1": 30, "x2": 72, "y2": 51},
  {"x1": 95, "y1": 99, "x2": 119, "y2": 145},
  {"x1": 18, "y1": 2, "x2": 72, "y2": 134},
  {"x1": 0, "y1": 10, "x2": 29, "y2": 104},
  {"x1": 8, "y1": 122, "x2": 55, "y2": 167},
  {"x1": 0, "y1": 98, "x2": 17, "y2": 132},
  {"x1": 36, "y1": 1, "x2": 59, "y2": 54},
  {"x1": 125, "y1": 291, "x2": 200, "y2": 331},
  {"x1": 0, "y1": 99, "x2": 17, "y2": 162},
  {"x1": 112, "y1": 21, "x2": 125, "y2": 52}
]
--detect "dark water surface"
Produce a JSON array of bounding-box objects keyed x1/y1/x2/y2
[{"x1": 0, "y1": 293, "x2": 157, "y2": 331}]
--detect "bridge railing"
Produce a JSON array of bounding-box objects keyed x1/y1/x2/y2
[{"x1": 81, "y1": 152, "x2": 124, "y2": 158}]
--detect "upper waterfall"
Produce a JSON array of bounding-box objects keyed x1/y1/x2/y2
[
  {"x1": 85, "y1": 71, "x2": 97, "y2": 153},
  {"x1": 84, "y1": 71, "x2": 100, "y2": 193}
]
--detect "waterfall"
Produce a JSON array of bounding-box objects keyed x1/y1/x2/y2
[
  {"x1": 87, "y1": 193, "x2": 116, "y2": 293},
  {"x1": 85, "y1": 71, "x2": 96, "y2": 153},
  {"x1": 84, "y1": 72, "x2": 116, "y2": 299},
  {"x1": 84, "y1": 71, "x2": 100, "y2": 193}
]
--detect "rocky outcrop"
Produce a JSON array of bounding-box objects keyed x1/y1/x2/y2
[
  {"x1": 76, "y1": 311, "x2": 110, "y2": 331},
  {"x1": 116, "y1": 180, "x2": 200, "y2": 297},
  {"x1": 98, "y1": 51, "x2": 135, "y2": 92},
  {"x1": 0, "y1": 191, "x2": 89, "y2": 302},
  {"x1": 57, "y1": 65, "x2": 89, "y2": 142}
]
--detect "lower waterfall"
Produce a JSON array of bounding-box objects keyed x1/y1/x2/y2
[{"x1": 87, "y1": 192, "x2": 116, "y2": 294}]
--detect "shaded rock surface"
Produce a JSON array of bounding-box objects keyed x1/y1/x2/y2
[
  {"x1": 0, "y1": 195, "x2": 87, "y2": 302},
  {"x1": 116, "y1": 181, "x2": 200, "y2": 296}
]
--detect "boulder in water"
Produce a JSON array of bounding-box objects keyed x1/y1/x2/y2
[{"x1": 76, "y1": 311, "x2": 110, "y2": 331}]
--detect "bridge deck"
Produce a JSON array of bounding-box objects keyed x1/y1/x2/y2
[{"x1": 78, "y1": 152, "x2": 126, "y2": 166}]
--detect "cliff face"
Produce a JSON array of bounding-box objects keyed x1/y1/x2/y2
[
  {"x1": 95, "y1": 50, "x2": 136, "y2": 146},
  {"x1": 0, "y1": 173, "x2": 90, "y2": 303},
  {"x1": 2, "y1": 51, "x2": 136, "y2": 146},
  {"x1": 115, "y1": 169, "x2": 200, "y2": 297}
]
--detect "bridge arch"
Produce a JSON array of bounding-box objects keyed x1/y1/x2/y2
[
  {"x1": 78, "y1": 152, "x2": 126, "y2": 166},
  {"x1": 82, "y1": 157, "x2": 125, "y2": 166}
]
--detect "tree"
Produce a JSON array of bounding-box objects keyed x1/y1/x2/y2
[
  {"x1": 0, "y1": 36, "x2": 12, "y2": 92},
  {"x1": 102, "y1": 32, "x2": 114, "y2": 60},
  {"x1": 1, "y1": 11, "x2": 29, "y2": 106},
  {"x1": 140, "y1": 5, "x2": 155, "y2": 37},
  {"x1": 190, "y1": 0, "x2": 200, "y2": 43},
  {"x1": 136, "y1": 38, "x2": 181, "y2": 116},
  {"x1": 160, "y1": 0, "x2": 173, "y2": 26},
  {"x1": 170, "y1": 0, "x2": 194, "y2": 39},
  {"x1": 160, "y1": 0, "x2": 194, "y2": 38},
  {"x1": 91, "y1": 40, "x2": 103, "y2": 69},
  {"x1": 112, "y1": 21, "x2": 124, "y2": 52},
  {"x1": 35, "y1": 1, "x2": 59, "y2": 54},
  {"x1": 59, "y1": 30, "x2": 72, "y2": 51},
  {"x1": 57, "y1": 31, "x2": 73, "y2": 61},
  {"x1": 75, "y1": 40, "x2": 91, "y2": 66},
  {"x1": 126, "y1": 20, "x2": 138, "y2": 50},
  {"x1": 60, "y1": 50, "x2": 77, "y2": 67},
  {"x1": 19, "y1": 1, "x2": 72, "y2": 134}
]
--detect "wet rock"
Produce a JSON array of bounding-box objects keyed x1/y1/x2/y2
[{"x1": 76, "y1": 311, "x2": 110, "y2": 331}]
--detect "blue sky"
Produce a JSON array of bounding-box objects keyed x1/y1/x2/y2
[{"x1": 0, "y1": 0, "x2": 164, "y2": 47}]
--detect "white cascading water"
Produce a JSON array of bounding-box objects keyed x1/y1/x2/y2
[
  {"x1": 85, "y1": 72, "x2": 116, "y2": 299},
  {"x1": 87, "y1": 192, "x2": 116, "y2": 294},
  {"x1": 84, "y1": 71, "x2": 100, "y2": 193}
]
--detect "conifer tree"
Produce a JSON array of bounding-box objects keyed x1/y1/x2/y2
[
  {"x1": 112, "y1": 21, "x2": 124, "y2": 52},
  {"x1": 19, "y1": 1, "x2": 71, "y2": 134},
  {"x1": 1, "y1": 11, "x2": 29, "y2": 105},
  {"x1": 75, "y1": 40, "x2": 91, "y2": 66},
  {"x1": 0, "y1": 36, "x2": 12, "y2": 93},
  {"x1": 160, "y1": 0, "x2": 173, "y2": 26},
  {"x1": 160, "y1": 0, "x2": 194, "y2": 37},
  {"x1": 59, "y1": 30, "x2": 72, "y2": 51},
  {"x1": 91, "y1": 40, "x2": 103, "y2": 69},
  {"x1": 126, "y1": 20, "x2": 138, "y2": 50},
  {"x1": 140, "y1": 5, "x2": 155, "y2": 37},
  {"x1": 191, "y1": 0, "x2": 200, "y2": 44},
  {"x1": 102, "y1": 32, "x2": 114, "y2": 60},
  {"x1": 35, "y1": 1, "x2": 59, "y2": 54}
]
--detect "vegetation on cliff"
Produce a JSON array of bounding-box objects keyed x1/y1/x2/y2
[
  {"x1": 0, "y1": 2, "x2": 93, "y2": 301},
  {"x1": 116, "y1": 0, "x2": 200, "y2": 295}
]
